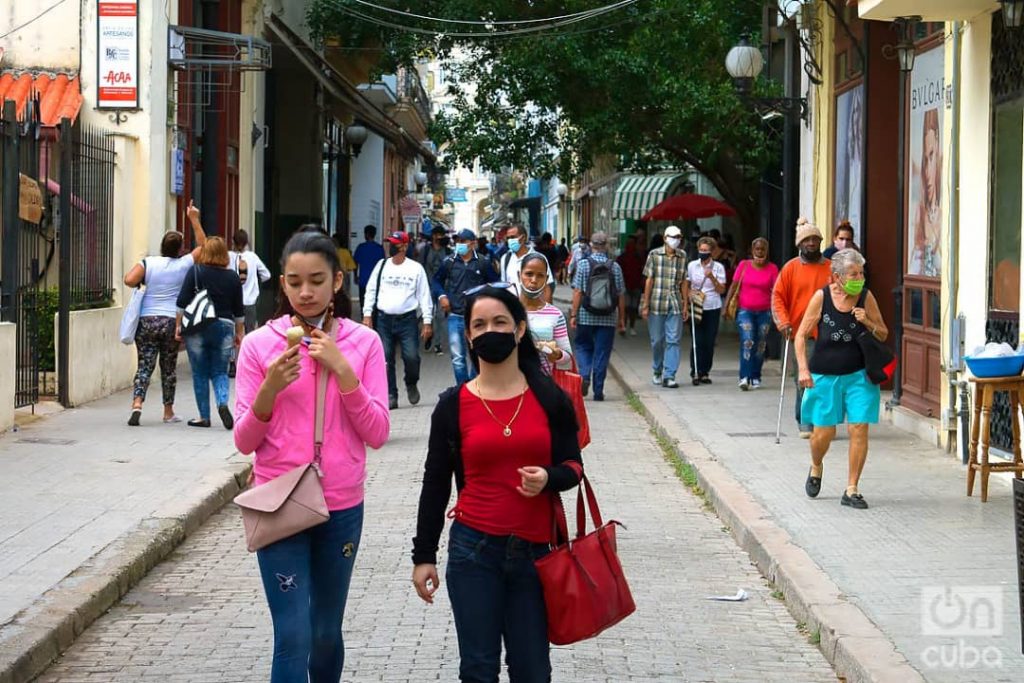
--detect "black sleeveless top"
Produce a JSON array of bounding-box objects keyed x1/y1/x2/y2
[{"x1": 809, "y1": 286, "x2": 865, "y2": 376}]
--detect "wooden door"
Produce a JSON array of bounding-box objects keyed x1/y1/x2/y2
[{"x1": 901, "y1": 276, "x2": 942, "y2": 417}]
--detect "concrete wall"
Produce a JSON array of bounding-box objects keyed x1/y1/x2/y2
[
  {"x1": 0, "y1": 2, "x2": 80, "y2": 68},
  {"x1": 350, "y1": 133, "x2": 386, "y2": 233},
  {"x1": 0, "y1": 323, "x2": 14, "y2": 432},
  {"x1": 58, "y1": 307, "x2": 137, "y2": 407}
]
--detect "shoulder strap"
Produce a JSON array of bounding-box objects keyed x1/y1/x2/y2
[
  {"x1": 313, "y1": 362, "x2": 329, "y2": 465},
  {"x1": 856, "y1": 288, "x2": 868, "y2": 308},
  {"x1": 373, "y1": 259, "x2": 386, "y2": 311},
  {"x1": 140, "y1": 258, "x2": 148, "y2": 286}
]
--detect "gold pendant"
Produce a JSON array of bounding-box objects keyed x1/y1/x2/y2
[{"x1": 503, "y1": 426, "x2": 512, "y2": 437}]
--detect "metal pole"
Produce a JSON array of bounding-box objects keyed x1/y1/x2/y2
[
  {"x1": 1, "y1": 101, "x2": 19, "y2": 324},
  {"x1": 776, "y1": 337, "x2": 791, "y2": 444},
  {"x1": 892, "y1": 65, "x2": 907, "y2": 405},
  {"x1": 58, "y1": 118, "x2": 72, "y2": 407}
]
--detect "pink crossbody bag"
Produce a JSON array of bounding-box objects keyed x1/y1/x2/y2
[{"x1": 234, "y1": 362, "x2": 331, "y2": 552}]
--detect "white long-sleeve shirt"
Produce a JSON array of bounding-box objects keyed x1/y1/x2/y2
[
  {"x1": 229, "y1": 249, "x2": 272, "y2": 306},
  {"x1": 362, "y1": 257, "x2": 433, "y2": 323}
]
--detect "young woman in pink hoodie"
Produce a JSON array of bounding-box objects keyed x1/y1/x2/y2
[{"x1": 233, "y1": 230, "x2": 389, "y2": 681}]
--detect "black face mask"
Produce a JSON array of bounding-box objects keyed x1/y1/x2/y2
[
  {"x1": 389, "y1": 244, "x2": 403, "y2": 257},
  {"x1": 699, "y1": 252, "x2": 712, "y2": 261},
  {"x1": 470, "y1": 331, "x2": 518, "y2": 365},
  {"x1": 800, "y1": 248, "x2": 821, "y2": 261}
]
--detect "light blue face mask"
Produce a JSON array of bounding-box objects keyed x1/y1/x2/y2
[
  {"x1": 507, "y1": 239, "x2": 521, "y2": 253},
  {"x1": 455, "y1": 243, "x2": 469, "y2": 256}
]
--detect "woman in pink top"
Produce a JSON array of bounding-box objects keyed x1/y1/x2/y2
[
  {"x1": 724, "y1": 238, "x2": 779, "y2": 390},
  {"x1": 233, "y1": 230, "x2": 389, "y2": 681}
]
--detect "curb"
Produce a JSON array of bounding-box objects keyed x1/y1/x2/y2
[
  {"x1": 607, "y1": 351, "x2": 925, "y2": 683},
  {"x1": 0, "y1": 459, "x2": 252, "y2": 683}
]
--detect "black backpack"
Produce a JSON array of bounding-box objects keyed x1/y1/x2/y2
[{"x1": 582, "y1": 257, "x2": 618, "y2": 315}]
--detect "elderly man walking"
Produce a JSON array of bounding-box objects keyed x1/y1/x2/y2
[
  {"x1": 772, "y1": 218, "x2": 833, "y2": 438},
  {"x1": 570, "y1": 232, "x2": 626, "y2": 401},
  {"x1": 640, "y1": 225, "x2": 688, "y2": 388}
]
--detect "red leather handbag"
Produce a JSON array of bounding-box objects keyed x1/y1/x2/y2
[
  {"x1": 551, "y1": 357, "x2": 591, "y2": 450},
  {"x1": 534, "y1": 475, "x2": 635, "y2": 645}
]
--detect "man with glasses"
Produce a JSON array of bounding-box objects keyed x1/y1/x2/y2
[{"x1": 432, "y1": 229, "x2": 499, "y2": 384}]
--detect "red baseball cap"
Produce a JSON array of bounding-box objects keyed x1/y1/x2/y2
[{"x1": 386, "y1": 231, "x2": 410, "y2": 245}]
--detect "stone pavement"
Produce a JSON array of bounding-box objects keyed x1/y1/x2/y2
[
  {"x1": 602, "y1": 316, "x2": 1024, "y2": 683},
  {"x1": 37, "y1": 348, "x2": 836, "y2": 682},
  {"x1": 0, "y1": 361, "x2": 250, "y2": 683}
]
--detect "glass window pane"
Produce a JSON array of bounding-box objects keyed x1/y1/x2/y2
[
  {"x1": 909, "y1": 288, "x2": 924, "y2": 326},
  {"x1": 989, "y1": 100, "x2": 1023, "y2": 312},
  {"x1": 928, "y1": 291, "x2": 941, "y2": 330}
]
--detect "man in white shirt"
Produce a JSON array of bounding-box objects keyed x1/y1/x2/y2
[
  {"x1": 362, "y1": 231, "x2": 433, "y2": 409},
  {"x1": 229, "y1": 230, "x2": 271, "y2": 333},
  {"x1": 498, "y1": 224, "x2": 554, "y2": 302}
]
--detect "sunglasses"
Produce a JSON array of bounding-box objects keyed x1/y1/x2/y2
[{"x1": 463, "y1": 282, "x2": 517, "y2": 297}]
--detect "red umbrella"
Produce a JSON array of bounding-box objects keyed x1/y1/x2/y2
[{"x1": 641, "y1": 193, "x2": 736, "y2": 221}]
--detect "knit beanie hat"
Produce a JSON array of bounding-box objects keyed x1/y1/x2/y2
[{"x1": 794, "y1": 217, "x2": 823, "y2": 247}]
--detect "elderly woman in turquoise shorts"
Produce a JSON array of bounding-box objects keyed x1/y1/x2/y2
[{"x1": 794, "y1": 249, "x2": 888, "y2": 510}]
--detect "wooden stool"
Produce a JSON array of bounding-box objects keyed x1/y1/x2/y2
[{"x1": 968, "y1": 376, "x2": 1024, "y2": 502}]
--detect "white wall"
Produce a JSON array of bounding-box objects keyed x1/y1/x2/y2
[
  {"x1": 350, "y1": 133, "x2": 385, "y2": 237},
  {"x1": 0, "y1": 323, "x2": 14, "y2": 432},
  {"x1": 58, "y1": 308, "x2": 137, "y2": 407},
  {"x1": 0, "y1": 2, "x2": 80, "y2": 69}
]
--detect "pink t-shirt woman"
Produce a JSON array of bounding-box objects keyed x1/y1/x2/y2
[{"x1": 733, "y1": 259, "x2": 779, "y2": 312}]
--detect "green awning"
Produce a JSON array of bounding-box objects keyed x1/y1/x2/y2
[{"x1": 612, "y1": 173, "x2": 687, "y2": 220}]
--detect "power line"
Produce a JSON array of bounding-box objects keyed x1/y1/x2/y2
[
  {"x1": 344, "y1": 0, "x2": 638, "y2": 26},
  {"x1": 0, "y1": 0, "x2": 71, "y2": 42}
]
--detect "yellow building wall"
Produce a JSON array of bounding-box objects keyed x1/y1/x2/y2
[{"x1": 811, "y1": 2, "x2": 836, "y2": 236}]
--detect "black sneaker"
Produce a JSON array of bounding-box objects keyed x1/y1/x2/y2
[
  {"x1": 389, "y1": 396, "x2": 398, "y2": 410},
  {"x1": 424, "y1": 336, "x2": 433, "y2": 351},
  {"x1": 805, "y1": 468, "x2": 822, "y2": 498},
  {"x1": 218, "y1": 404, "x2": 234, "y2": 430},
  {"x1": 841, "y1": 492, "x2": 869, "y2": 509},
  {"x1": 128, "y1": 409, "x2": 141, "y2": 427},
  {"x1": 582, "y1": 379, "x2": 590, "y2": 397},
  {"x1": 407, "y1": 384, "x2": 421, "y2": 406},
  {"x1": 228, "y1": 360, "x2": 236, "y2": 378}
]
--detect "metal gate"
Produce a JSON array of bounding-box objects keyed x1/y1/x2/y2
[{"x1": 1, "y1": 100, "x2": 47, "y2": 409}]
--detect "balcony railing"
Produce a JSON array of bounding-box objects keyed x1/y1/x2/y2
[{"x1": 397, "y1": 67, "x2": 432, "y2": 127}]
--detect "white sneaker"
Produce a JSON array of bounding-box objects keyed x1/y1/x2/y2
[
  {"x1": 738, "y1": 378, "x2": 750, "y2": 391},
  {"x1": 751, "y1": 379, "x2": 762, "y2": 389},
  {"x1": 629, "y1": 328, "x2": 638, "y2": 337},
  {"x1": 652, "y1": 374, "x2": 663, "y2": 386}
]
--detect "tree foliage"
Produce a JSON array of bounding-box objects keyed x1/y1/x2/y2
[{"x1": 307, "y1": 0, "x2": 773, "y2": 230}]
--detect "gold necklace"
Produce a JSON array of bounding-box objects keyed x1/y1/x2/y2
[{"x1": 476, "y1": 381, "x2": 528, "y2": 438}]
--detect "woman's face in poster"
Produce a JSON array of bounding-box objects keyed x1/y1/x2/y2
[{"x1": 924, "y1": 126, "x2": 939, "y2": 202}]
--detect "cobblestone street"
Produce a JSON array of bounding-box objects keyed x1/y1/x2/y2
[{"x1": 36, "y1": 353, "x2": 836, "y2": 682}]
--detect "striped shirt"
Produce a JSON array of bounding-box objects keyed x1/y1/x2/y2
[
  {"x1": 526, "y1": 303, "x2": 573, "y2": 375},
  {"x1": 642, "y1": 246, "x2": 687, "y2": 315}
]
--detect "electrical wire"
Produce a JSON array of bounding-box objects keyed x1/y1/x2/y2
[
  {"x1": 344, "y1": 0, "x2": 638, "y2": 26},
  {"x1": 0, "y1": 0, "x2": 71, "y2": 41}
]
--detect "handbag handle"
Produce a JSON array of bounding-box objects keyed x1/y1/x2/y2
[{"x1": 549, "y1": 473, "x2": 604, "y2": 545}]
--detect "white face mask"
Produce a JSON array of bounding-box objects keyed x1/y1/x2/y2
[{"x1": 666, "y1": 237, "x2": 681, "y2": 250}]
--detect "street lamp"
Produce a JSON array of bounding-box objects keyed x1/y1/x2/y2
[
  {"x1": 344, "y1": 124, "x2": 367, "y2": 158},
  {"x1": 725, "y1": 37, "x2": 806, "y2": 121},
  {"x1": 414, "y1": 170, "x2": 428, "y2": 192},
  {"x1": 555, "y1": 182, "x2": 568, "y2": 197},
  {"x1": 1002, "y1": 0, "x2": 1024, "y2": 28}
]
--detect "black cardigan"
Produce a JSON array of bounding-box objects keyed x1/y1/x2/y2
[{"x1": 411, "y1": 384, "x2": 583, "y2": 565}]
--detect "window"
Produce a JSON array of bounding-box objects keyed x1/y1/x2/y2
[{"x1": 989, "y1": 99, "x2": 1023, "y2": 312}]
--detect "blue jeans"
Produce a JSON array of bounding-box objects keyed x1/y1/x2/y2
[
  {"x1": 375, "y1": 311, "x2": 421, "y2": 399},
  {"x1": 736, "y1": 309, "x2": 772, "y2": 381},
  {"x1": 446, "y1": 521, "x2": 552, "y2": 683},
  {"x1": 256, "y1": 504, "x2": 364, "y2": 683},
  {"x1": 184, "y1": 319, "x2": 233, "y2": 420},
  {"x1": 447, "y1": 313, "x2": 477, "y2": 385},
  {"x1": 647, "y1": 312, "x2": 682, "y2": 379},
  {"x1": 575, "y1": 324, "x2": 616, "y2": 398},
  {"x1": 689, "y1": 307, "x2": 721, "y2": 378}
]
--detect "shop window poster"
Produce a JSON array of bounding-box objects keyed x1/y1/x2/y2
[
  {"x1": 834, "y1": 84, "x2": 864, "y2": 245},
  {"x1": 907, "y1": 48, "x2": 945, "y2": 278}
]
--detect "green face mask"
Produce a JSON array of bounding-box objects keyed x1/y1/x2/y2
[{"x1": 842, "y1": 277, "x2": 866, "y2": 297}]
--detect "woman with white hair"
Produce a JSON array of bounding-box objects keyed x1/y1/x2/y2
[{"x1": 794, "y1": 248, "x2": 888, "y2": 510}]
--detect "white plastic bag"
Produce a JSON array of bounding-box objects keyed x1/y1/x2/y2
[{"x1": 119, "y1": 287, "x2": 145, "y2": 345}]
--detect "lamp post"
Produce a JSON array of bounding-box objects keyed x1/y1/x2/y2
[
  {"x1": 1002, "y1": 0, "x2": 1024, "y2": 28},
  {"x1": 344, "y1": 124, "x2": 367, "y2": 158},
  {"x1": 414, "y1": 170, "x2": 428, "y2": 193}
]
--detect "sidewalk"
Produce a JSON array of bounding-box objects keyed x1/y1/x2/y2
[
  {"x1": 0, "y1": 362, "x2": 250, "y2": 683},
  {"x1": 600, "y1": 314, "x2": 1023, "y2": 682}
]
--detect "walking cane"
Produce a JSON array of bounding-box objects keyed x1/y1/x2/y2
[
  {"x1": 690, "y1": 299, "x2": 699, "y2": 381},
  {"x1": 775, "y1": 336, "x2": 791, "y2": 445}
]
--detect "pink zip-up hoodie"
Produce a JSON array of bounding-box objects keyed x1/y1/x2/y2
[{"x1": 233, "y1": 315, "x2": 390, "y2": 510}]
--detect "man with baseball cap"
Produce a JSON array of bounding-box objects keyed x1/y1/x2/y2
[
  {"x1": 570, "y1": 231, "x2": 626, "y2": 401},
  {"x1": 362, "y1": 231, "x2": 434, "y2": 410},
  {"x1": 772, "y1": 218, "x2": 832, "y2": 437},
  {"x1": 432, "y1": 228, "x2": 498, "y2": 384},
  {"x1": 640, "y1": 225, "x2": 688, "y2": 388}
]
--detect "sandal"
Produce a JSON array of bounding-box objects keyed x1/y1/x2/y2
[
  {"x1": 127, "y1": 409, "x2": 142, "y2": 427},
  {"x1": 187, "y1": 418, "x2": 211, "y2": 428},
  {"x1": 162, "y1": 415, "x2": 183, "y2": 424}
]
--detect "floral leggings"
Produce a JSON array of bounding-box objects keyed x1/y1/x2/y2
[{"x1": 133, "y1": 316, "x2": 179, "y2": 404}]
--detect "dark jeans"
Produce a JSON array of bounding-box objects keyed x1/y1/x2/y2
[
  {"x1": 183, "y1": 319, "x2": 233, "y2": 420},
  {"x1": 574, "y1": 324, "x2": 616, "y2": 398},
  {"x1": 375, "y1": 310, "x2": 421, "y2": 399},
  {"x1": 256, "y1": 504, "x2": 364, "y2": 683},
  {"x1": 446, "y1": 521, "x2": 552, "y2": 683},
  {"x1": 736, "y1": 309, "x2": 772, "y2": 381},
  {"x1": 689, "y1": 307, "x2": 721, "y2": 378}
]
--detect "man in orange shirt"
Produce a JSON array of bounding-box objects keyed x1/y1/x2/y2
[{"x1": 772, "y1": 219, "x2": 832, "y2": 438}]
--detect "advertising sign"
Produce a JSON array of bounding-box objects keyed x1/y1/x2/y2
[
  {"x1": 171, "y1": 147, "x2": 185, "y2": 195},
  {"x1": 906, "y1": 48, "x2": 945, "y2": 278},
  {"x1": 833, "y1": 83, "x2": 865, "y2": 245},
  {"x1": 445, "y1": 188, "x2": 468, "y2": 203},
  {"x1": 97, "y1": 1, "x2": 139, "y2": 109}
]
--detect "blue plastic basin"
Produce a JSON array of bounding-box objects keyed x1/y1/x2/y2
[{"x1": 964, "y1": 355, "x2": 1024, "y2": 378}]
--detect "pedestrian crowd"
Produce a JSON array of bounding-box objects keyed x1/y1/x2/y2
[{"x1": 117, "y1": 204, "x2": 887, "y2": 681}]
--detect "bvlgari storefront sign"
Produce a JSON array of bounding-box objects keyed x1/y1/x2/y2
[{"x1": 97, "y1": 1, "x2": 139, "y2": 109}]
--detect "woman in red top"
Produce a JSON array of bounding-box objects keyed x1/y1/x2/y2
[
  {"x1": 616, "y1": 235, "x2": 646, "y2": 336},
  {"x1": 412, "y1": 284, "x2": 583, "y2": 682}
]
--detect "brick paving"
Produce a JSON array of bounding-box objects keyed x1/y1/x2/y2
[
  {"x1": 607, "y1": 320, "x2": 1024, "y2": 683},
  {"x1": 38, "y1": 349, "x2": 836, "y2": 682}
]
